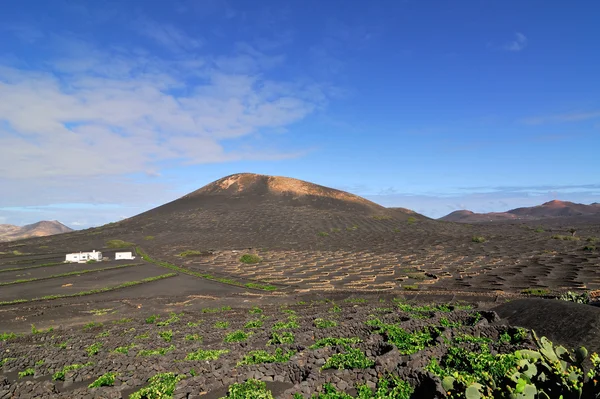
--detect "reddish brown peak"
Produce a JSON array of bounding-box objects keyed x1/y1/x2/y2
[
  {"x1": 186, "y1": 173, "x2": 378, "y2": 207},
  {"x1": 541, "y1": 200, "x2": 574, "y2": 208}
]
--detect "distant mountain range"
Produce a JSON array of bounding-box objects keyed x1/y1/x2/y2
[
  {"x1": 0, "y1": 221, "x2": 73, "y2": 242},
  {"x1": 439, "y1": 200, "x2": 600, "y2": 223}
]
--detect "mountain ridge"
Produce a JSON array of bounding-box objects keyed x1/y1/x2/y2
[
  {"x1": 0, "y1": 220, "x2": 73, "y2": 242},
  {"x1": 440, "y1": 200, "x2": 600, "y2": 223}
]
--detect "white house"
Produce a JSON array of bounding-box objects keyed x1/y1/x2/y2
[
  {"x1": 65, "y1": 250, "x2": 103, "y2": 263},
  {"x1": 115, "y1": 252, "x2": 135, "y2": 260}
]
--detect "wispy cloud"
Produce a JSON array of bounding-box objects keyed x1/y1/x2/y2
[
  {"x1": 0, "y1": 27, "x2": 333, "y2": 226},
  {"x1": 522, "y1": 110, "x2": 600, "y2": 125},
  {"x1": 503, "y1": 32, "x2": 528, "y2": 52},
  {"x1": 133, "y1": 17, "x2": 203, "y2": 53}
]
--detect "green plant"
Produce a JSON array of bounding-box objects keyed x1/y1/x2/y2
[
  {"x1": 331, "y1": 228, "x2": 341, "y2": 233},
  {"x1": 89, "y1": 371, "x2": 117, "y2": 388},
  {"x1": 137, "y1": 345, "x2": 175, "y2": 357},
  {"x1": 52, "y1": 362, "x2": 93, "y2": 381},
  {"x1": 317, "y1": 231, "x2": 329, "y2": 237},
  {"x1": 0, "y1": 332, "x2": 19, "y2": 341},
  {"x1": 146, "y1": 314, "x2": 160, "y2": 324},
  {"x1": 322, "y1": 348, "x2": 374, "y2": 370},
  {"x1": 136, "y1": 333, "x2": 150, "y2": 339},
  {"x1": 215, "y1": 321, "x2": 230, "y2": 329},
  {"x1": 367, "y1": 319, "x2": 434, "y2": 355},
  {"x1": 112, "y1": 344, "x2": 136, "y2": 354},
  {"x1": 96, "y1": 331, "x2": 110, "y2": 338},
  {"x1": 113, "y1": 317, "x2": 132, "y2": 324},
  {"x1": 403, "y1": 285, "x2": 419, "y2": 291},
  {"x1": 84, "y1": 321, "x2": 103, "y2": 330},
  {"x1": 185, "y1": 348, "x2": 229, "y2": 361},
  {"x1": 306, "y1": 375, "x2": 413, "y2": 399},
  {"x1": 272, "y1": 315, "x2": 299, "y2": 330},
  {"x1": 219, "y1": 379, "x2": 274, "y2": 399},
  {"x1": 267, "y1": 331, "x2": 295, "y2": 345},
  {"x1": 18, "y1": 368, "x2": 35, "y2": 378},
  {"x1": 185, "y1": 333, "x2": 202, "y2": 341},
  {"x1": 86, "y1": 259, "x2": 97, "y2": 264},
  {"x1": 249, "y1": 306, "x2": 263, "y2": 314},
  {"x1": 129, "y1": 372, "x2": 185, "y2": 399},
  {"x1": 144, "y1": 235, "x2": 155, "y2": 240},
  {"x1": 314, "y1": 318, "x2": 338, "y2": 329},
  {"x1": 583, "y1": 245, "x2": 597, "y2": 252},
  {"x1": 534, "y1": 227, "x2": 545, "y2": 233},
  {"x1": 156, "y1": 312, "x2": 183, "y2": 327},
  {"x1": 224, "y1": 330, "x2": 252, "y2": 343},
  {"x1": 86, "y1": 342, "x2": 102, "y2": 356},
  {"x1": 440, "y1": 317, "x2": 462, "y2": 328},
  {"x1": 310, "y1": 337, "x2": 362, "y2": 350},
  {"x1": 240, "y1": 254, "x2": 262, "y2": 264},
  {"x1": 237, "y1": 348, "x2": 296, "y2": 366},
  {"x1": 244, "y1": 318, "x2": 264, "y2": 329},
  {"x1": 159, "y1": 330, "x2": 173, "y2": 342},
  {"x1": 106, "y1": 239, "x2": 134, "y2": 248},
  {"x1": 330, "y1": 304, "x2": 342, "y2": 313},
  {"x1": 1, "y1": 357, "x2": 17, "y2": 366},
  {"x1": 31, "y1": 324, "x2": 53, "y2": 334},
  {"x1": 472, "y1": 236, "x2": 486, "y2": 243},
  {"x1": 187, "y1": 320, "x2": 202, "y2": 327}
]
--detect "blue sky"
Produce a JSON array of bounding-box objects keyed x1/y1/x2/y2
[{"x1": 1, "y1": 0, "x2": 599, "y2": 228}]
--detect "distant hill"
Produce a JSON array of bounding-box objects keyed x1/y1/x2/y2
[
  {"x1": 440, "y1": 200, "x2": 600, "y2": 223},
  {"x1": 69, "y1": 173, "x2": 427, "y2": 251},
  {"x1": 0, "y1": 221, "x2": 73, "y2": 242}
]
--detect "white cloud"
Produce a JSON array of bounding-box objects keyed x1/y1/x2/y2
[
  {"x1": 0, "y1": 33, "x2": 331, "y2": 225},
  {"x1": 504, "y1": 32, "x2": 528, "y2": 52}
]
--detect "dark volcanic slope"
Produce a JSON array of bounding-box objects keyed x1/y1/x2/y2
[
  {"x1": 0, "y1": 220, "x2": 73, "y2": 242},
  {"x1": 105, "y1": 173, "x2": 427, "y2": 250},
  {"x1": 440, "y1": 200, "x2": 600, "y2": 223}
]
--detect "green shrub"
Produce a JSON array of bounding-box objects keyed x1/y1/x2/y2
[
  {"x1": 314, "y1": 318, "x2": 338, "y2": 329},
  {"x1": 185, "y1": 333, "x2": 202, "y2": 341},
  {"x1": 129, "y1": 372, "x2": 185, "y2": 399},
  {"x1": 185, "y1": 348, "x2": 229, "y2": 361},
  {"x1": 367, "y1": 319, "x2": 433, "y2": 355},
  {"x1": 18, "y1": 368, "x2": 35, "y2": 378},
  {"x1": 237, "y1": 348, "x2": 296, "y2": 366},
  {"x1": 106, "y1": 239, "x2": 134, "y2": 248},
  {"x1": 158, "y1": 330, "x2": 173, "y2": 342},
  {"x1": 322, "y1": 348, "x2": 374, "y2": 370},
  {"x1": 317, "y1": 232, "x2": 329, "y2": 237},
  {"x1": 224, "y1": 330, "x2": 252, "y2": 343},
  {"x1": 156, "y1": 312, "x2": 182, "y2": 326},
  {"x1": 249, "y1": 306, "x2": 263, "y2": 314},
  {"x1": 219, "y1": 379, "x2": 274, "y2": 399},
  {"x1": 215, "y1": 321, "x2": 230, "y2": 329},
  {"x1": 472, "y1": 236, "x2": 486, "y2": 243},
  {"x1": 583, "y1": 245, "x2": 597, "y2": 252},
  {"x1": 0, "y1": 332, "x2": 19, "y2": 341},
  {"x1": 240, "y1": 254, "x2": 262, "y2": 264},
  {"x1": 83, "y1": 321, "x2": 103, "y2": 330},
  {"x1": 244, "y1": 318, "x2": 264, "y2": 329},
  {"x1": 305, "y1": 376, "x2": 413, "y2": 399},
  {"x1": 86, "y1": 342, "x2": 102, "y2": 356},
  {"x1": 267, "y1": 331, "x2": 295, "y2": 345},
  {"x1": 407, "y1": 216, "x2": 417, "y2": 225},
  {"x1": 144, "y1": 235, "x2": 155, "y2": 240},
  {"x1": 52, "y1": 362, "x2": 93, "y2": 381},
  {"x1": 86, "y1": 259, "x2": 97, "y2": 264},
  {"x1": 89, "y1": 372, "x2": 116, "y2": 388},
  {"x1": 137, "y1": 345, "x2": 175, "y2": 357},
  {"x1": 111, "y1": 344, "x2": 136, "y2": 354},
  {"x1": 272, "y1": 315, "x2": 299, "y2": 331}
]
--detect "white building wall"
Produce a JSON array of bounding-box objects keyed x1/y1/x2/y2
[
  {"x1": 65, "y1": 250, "x2": 102, "y2": 263},
  {"x1": 115, "y1": 252, "x2": 134, "y2": 260}
]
